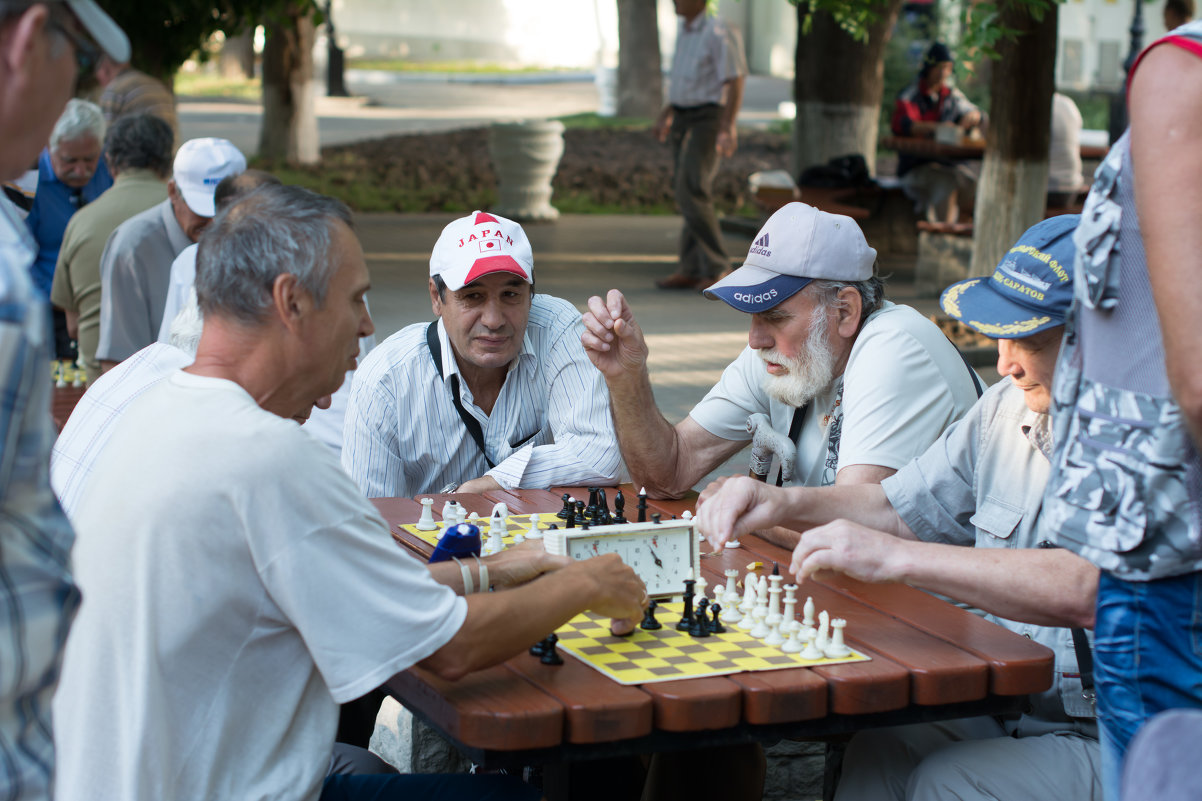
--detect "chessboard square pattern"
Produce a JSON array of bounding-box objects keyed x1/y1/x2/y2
[
  {"x1": 555, "y1": 601, "x2": 870, "y2": 685},
  {"x1": 398, "y1": 513, "x2": 555, "y2": 548}
]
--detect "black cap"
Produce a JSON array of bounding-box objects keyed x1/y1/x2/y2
[{"x1": 922, "y1": 41, "x2": 954, "y2": 74}]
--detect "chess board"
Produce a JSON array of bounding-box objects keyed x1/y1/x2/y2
[
  {"x1": 555, "y1": 601, "x2": 870, "y2": 685},
  {"x1": 397, "y1": 513, "x2": 561, "y2": 549}
]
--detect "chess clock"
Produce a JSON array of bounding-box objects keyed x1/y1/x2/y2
[{"x1": 543, "y1": 519, "x2": 698, "y2": 598}]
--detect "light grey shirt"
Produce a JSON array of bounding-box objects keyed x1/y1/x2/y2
[
  {"x1": 96, "y1": 199, "x2": 190, "y2": 364},
  {"x1": 883, "y1": 378, "x2": 1097, "y2": 737},
  {"x1": 668, "y1": 14, "x2": 746, "y2": 108}
]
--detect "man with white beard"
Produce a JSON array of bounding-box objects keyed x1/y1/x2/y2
[{"x1": 582, "y1": 202, "x2": 981, "y2": 546}]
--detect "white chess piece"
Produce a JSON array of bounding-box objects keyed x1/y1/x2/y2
[
  {"x1": 694, "y1": 576, "x2": 708, "y2": 601},
  {"x1": 682, "y1": 510, "x2": 693, "y2": 521},
  {"x1": 764, "y1": 616, "x2": 786, "y2": 647},
  {"x1": 442, "y1": 500, "x2": 457, "y2": 520},
  {"x1": 524, "y1": 513, "x2": 543, "y2": 541},
  {"x1": 723, "y1": 569, "x2": 740, "y2": 606},
  {"x1": 739, "y1": 573, "x2": 757, "y2": 616},
  {"x1": 815, "y1": 611, "x2": 831, "y2": 653},
  {"x1": 415, "y1": 497, "x2": 437, "y2": 531},
  {"x1": 799, "y1": 635, "x2": 824, "y2": 660},
  {"x1": 825, "y1": 619, "x2": 851, "y2": 658},
  {"x1": 800, "y1": 596, "x2": 817, "y2": 639},
  {"x1": 54, "y1": 362, "x2": 66, "y2": 388},
  {"x1": 766, "y1": 575, "x2": 783, "y2": 627},
  {"x1": 748, "y1": 603, "x2": 770, "y2": 639},
  {"x1": 781, "y1": 622, "x2": 804, "y2": 653},
  {"x1": 781, "y1": 590, "x2": 798, "y2": 637}
]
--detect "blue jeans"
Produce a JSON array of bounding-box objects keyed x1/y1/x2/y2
[{"x1": 1093, "y1": 570, "x2": 1202, "y2": 801}]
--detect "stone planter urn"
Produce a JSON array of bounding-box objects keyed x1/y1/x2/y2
[{"x1": 488, "y1": 120, "x2": 565, "y2": 221}]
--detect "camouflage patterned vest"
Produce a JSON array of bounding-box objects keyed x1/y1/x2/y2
[{"x1": 1040, "y1": 22, "x2": 1202, "y2": 580}]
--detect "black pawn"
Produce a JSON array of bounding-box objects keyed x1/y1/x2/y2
[
  {"x1": 676, "y1": 579, "x2": 696, "y2": 632},
  {"x1": 540, "y1": 633, "x2": 563, "y2": 666},
  {"x1": 689, "y1": 598, "x2": 711, "y2": 638},
  {"x1": 558, "y1": 493, "x2": 573, "y2": 520},
  {"x1": 529, "y1": 635, "x2": 550, "y2": 657},
  {"x1": 640, "y1": 600, "x2": 662, "y2": 630},
  {"x1": 614, "y1": 490, "x2": 627, "y2": 524},
  {"x1": 709, "y1": 603, "x2": 726, "y2": 634},
  {"x1": 637, "y1": 490, "x2": 647, "y2": 523},
  {"x1": 575, "y1": 500, "x2": 586, "y2": 525},
  {"x1": 565, "y1": 508, "x2": 576, "y2": 529},
  {"x1": 597, "y1": 489, "x2": 610, "y2": 525},
  {"x1": 651, "y1": 513, "x2": 661, "y2": 525}
]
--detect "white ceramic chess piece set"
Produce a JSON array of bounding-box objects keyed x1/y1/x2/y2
[{"x1": 714, "y1": 568, "x2": 851, "y2": 658}]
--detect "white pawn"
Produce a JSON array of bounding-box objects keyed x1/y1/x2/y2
[
  {"x1": 748, "y1": 603, "x2": 770, "y2": 639},
  {"x1": 815, "y1": 610, "x2": 831, "y2": 653},
  {"x1": 800, "y1": 635, "x2": 825, "y2": 660},
  {"x1": 682, "y1": 510, "x2": 693, "y2": 521},
  {"x1": 781, "y1": 622, "x2": 804, "y2": 653},
  {"x1": 415, "y1": 497, "x2": 437, "y2": 531},
  {"x1": 825, "y1": 619, "x2": 851, "y2": 659},
  {"x1": 764, "y1": 616, "x2": 786, "y2": 647},
  {"x1": 694, "y1": 576, "x2": 708, "y2": 601},
  {"x1": 524, "y1": 513, "x2": 543, "y2": 541},
  {"x1": 455, "y1": 505, "x2": 467, "y2": 526},
  {"x1": 72, "y1": 359, "x2": 84, "y2": 388},
  {"x1": 54, "y1": 362, "x2": 66, "y2": 388},
  {"x1": 483, "y1": 524, "x2": 504, "y2": 556}
]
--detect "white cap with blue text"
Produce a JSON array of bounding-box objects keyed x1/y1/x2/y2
[
  {"x1": 704, "y1": 202, "x2": 877, "y2": 313},
  {"x1": 172, "y1": 138, "x2": 247, "y2": 218}
]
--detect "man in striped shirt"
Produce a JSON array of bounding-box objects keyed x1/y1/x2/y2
[{"x1": 343, "y1": 211, "x2": 620, "y2": 498}]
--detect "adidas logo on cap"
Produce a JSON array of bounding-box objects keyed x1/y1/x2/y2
[{"x1": 749, "y1": 232, "x2": 771, "y2": 257}]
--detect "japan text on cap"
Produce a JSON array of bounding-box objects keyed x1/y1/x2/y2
[
  {"x1": 703, "y1": 202, "x2": 877, "y2": 313},
  {"x1": 940, "y1": 214, "x2": 1078, "y2": 338},
  {"x1": 172, "y1": 138, "x2": 246, "y2": 218},
  {"x1": 430, "y1": 211, "x2": 534, "y2": 292},
  {"x1": 65, "y1": 0, "x2": 130, "y2": 63}
]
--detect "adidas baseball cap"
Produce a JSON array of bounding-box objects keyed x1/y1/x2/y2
[
  {"x1": 940, "y1": 214, "x2": 1077, "y2": 338},
  {"x1": 172, "y1": 138, "x2": 247, "y2": 218},
  {"x1": 704, "y1": 202, "x2": 878, "y2": 313},
  {"x1": 430, "y1": 211, "x2": 534, "y2": 291}
]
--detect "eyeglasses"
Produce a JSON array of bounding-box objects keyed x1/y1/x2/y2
[{"x1": 47, "y1": 10, "x2": 100, "y2": 77}]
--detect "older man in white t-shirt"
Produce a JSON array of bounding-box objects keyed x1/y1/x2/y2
[{"x1": 583, "y1": 202, "x2": 982, "y2": 548}]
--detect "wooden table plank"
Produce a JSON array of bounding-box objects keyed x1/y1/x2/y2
[
  {"x1": 507, "y1": 654, "x2": 654, "y2": 744},
  {"x1": 386, "y1": 664, "x2": 565, "y2": 751},
  {"x1": 818, "y1": 574, "x2": 1055, "y2": 697},
  {"x1": 639, "y1": 676, "x2": 743, "y2": 732}
]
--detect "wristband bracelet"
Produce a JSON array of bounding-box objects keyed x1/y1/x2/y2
[
  {"x1": 472, "y1": 554, "x2": 490, "y2": 592},
  {"x1": 453, "y1": 557, "x2": 474, "y2": 595}
]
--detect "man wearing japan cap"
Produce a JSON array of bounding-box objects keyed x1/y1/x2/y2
[
  {"x1": 583, "y1": 202, "x2": 978, "y2": 532},
  {"x1": 96, "y1": 135, "x2": 245, "y2": 371},
  {"x1": 694, "y1": 215, "x2": 1102, "y2": 801},
  {"x1": 343, "y1": 210, "x2": 620, "y2": 497},
  {"x1": 0, "y1": 1, "x2": 128, "y2": 798}
]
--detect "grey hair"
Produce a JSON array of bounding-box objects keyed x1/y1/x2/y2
[
  {"x1": 167, "y1": 286, "x2": 203, "y2": 356},
  {"x1": 195, "y1": 183, "x2": 354, "y2": 325},
  {"x1": 810, "y1": 269, "x2": 887, "y2": 326},
  {"x1": 50, "y1": 98, "x2": 105, "y2": 150},
  {"x1": 104, "y1": 114, "x2": 173, "y2": 176}
]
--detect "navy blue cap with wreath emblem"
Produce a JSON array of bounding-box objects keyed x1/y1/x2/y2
[{"x1": 940, "y1": 214, "x2": 1078, "y2": 338}]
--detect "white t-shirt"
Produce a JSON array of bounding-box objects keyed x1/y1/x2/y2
[
  {"x1": 690, "y1": 302, "x2": 981, "y2": 486},
  {"x1": 54, "y1": 371, "x2": 466, "y2": 801}
]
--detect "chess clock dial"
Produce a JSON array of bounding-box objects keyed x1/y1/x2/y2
[{"x1": 544, "y1": 520, "x2": 697, "y2": 598}]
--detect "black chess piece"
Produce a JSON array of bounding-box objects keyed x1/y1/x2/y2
[
  {"x1": 565, "y1": 508, "x2": 576, "y2": 529},
  {"x1": 676, "y1": 579, "x2": 696, "y2": 632},
  {"x1": 587, "y1": 487, "x2": 600, "y2": 511},
  {"x1": 597, "y1": 489, "x2": 610, "y2": 525},
  {"x1": 529, "y1": 635, "x2": 551, "y2": 657},
  {"x1": 709, "y1": 603, "x2": 726, "y2": 634},
  {"x1": 637, "y1": 490, "x2": 647, "y2": 523},
  {"x1": 575, "y1": 500, "x2": 586, "y2": 526},
  {"x1": 772, "y1": 562, "x2": 780, "y2": 576},
  {"x1": 689, "y1": 598, "x2": 711, "y2": 638},
  {"x1": 651, "y1": 513, "x2": 661, "y2": 525},
  {"x1": 614, "y1": 490, "x2": 627, "y2": 524},
  {"x1": 640, "y1": 600, "x2": 662, "y2": 630},
  {"x1": 540, "y1": 633, "x2": 563, "y2": 666},
  {"x1": 557, "y1": 493, "x2": 573, "y2": 520}
]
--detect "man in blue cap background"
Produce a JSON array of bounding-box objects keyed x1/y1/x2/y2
[
  {"x1": 582, "y1": 202, "x2": 979, "y2": 532},
  {"x1": 693, "y1": 215, "x2": 1102, "y2": 801}
]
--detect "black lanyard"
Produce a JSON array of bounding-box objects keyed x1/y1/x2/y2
[{"x1": 426, "y1": 321, "x2": 495, "y2": 469}]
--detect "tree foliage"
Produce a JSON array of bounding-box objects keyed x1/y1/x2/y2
[{"x1": 101, "y1": 0, "x2": 320, "y2": 83}]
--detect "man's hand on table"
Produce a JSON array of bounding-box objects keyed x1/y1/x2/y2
[
  {"x1": 483, "y1": 541, "x2": 571, "y2": 589},
  {"x1": 790, "y1": 519, "x2": 905, "y2": 584},
  {"x1": 456, "y1": 475, "x2": 502, "y2": 494},
  {"x1": 564, "y1": 553, "x2": 648, "y2": 636},
  {"x1": 695, "y1": 475, "x2": 799, "y2": 551}
]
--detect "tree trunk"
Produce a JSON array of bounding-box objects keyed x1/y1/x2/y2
[
  {"x1": 793, "y1": 0, "x2": 903, "y2": 177},
  {"x1": 969, "y1": 3, "x2": 1058, "y2": 276},
  {"x1": 219, "y1": 30, "x2": 256, "y2": 80},
  {"x1": 259, "y1": 5, "x2": 319, "y2": 164},
  {"x1": 616, "y1": 0, "x2": 663, "y2": 118}
]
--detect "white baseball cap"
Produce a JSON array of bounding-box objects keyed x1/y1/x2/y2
[
  {"x1": 66, "y1": 0, "x2": 130, "y2": 63},
  {"x1": 172, "y1": 138, "x2": 247, "y2": 218},
  {"x1": 704, "y1": 202, "x2": 878, "y2": 313},
  {"x1": 430, "y1": 211, "x2": 534, "y2": 291}
]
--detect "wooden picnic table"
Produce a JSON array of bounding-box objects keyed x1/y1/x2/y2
[
  {"x1": 882, "y1": 135, "x2": 1109, "y2": 161},
  {"x1": 371, "y1": 485, "x2": 1054, "y2": 789}
]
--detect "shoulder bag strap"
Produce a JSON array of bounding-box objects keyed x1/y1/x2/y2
[{"x1": 426, "y1": 321, "x2": 495, "y2": 469}]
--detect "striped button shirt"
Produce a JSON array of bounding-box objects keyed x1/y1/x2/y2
[
  {"x1": 0, "y1": 198, "x2": 78, "y2": 801},
  {"x1": 668, "y1": 13, "x2": 746, "y2": 108},
  {"x1": 342, "y1": 293, "x2": 620, "y2": 498}
]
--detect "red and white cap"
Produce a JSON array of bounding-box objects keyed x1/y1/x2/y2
[{"x1": 430, "y1": 211, "x2": 534, "y2": 291}]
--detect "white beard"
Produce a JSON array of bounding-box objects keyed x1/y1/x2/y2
[{"x1": 759, "y1": 305, "x2": 836, "y2": 407}]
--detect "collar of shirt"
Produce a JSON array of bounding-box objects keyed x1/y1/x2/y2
[
  {"x1": 157, "y1": 197, "x2": 193, "y2": 254},
  {"x1": 37, "y1": 149, "x2": 63, "y2": 189},
  {"x1": 1021, "y1": 408, "x2": 1053, "y2": 460},
  {"x1": 434, "y1": 317, "x2": 536, "y2": 408},
  {"x1": 681, "y1": 12, "x2": 710, "y2": 34}
]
